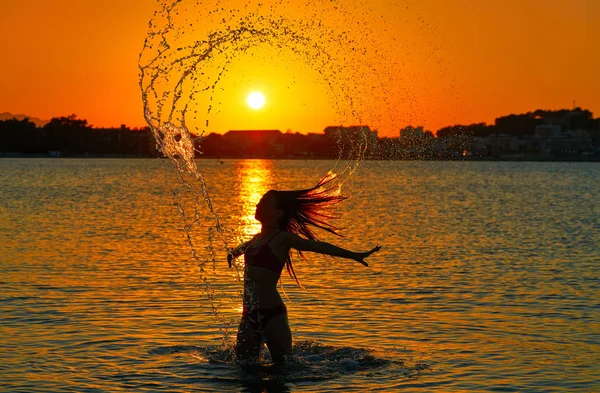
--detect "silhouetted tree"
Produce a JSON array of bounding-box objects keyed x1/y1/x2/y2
[
  {"x1": 43, "y1": 114, "x2": 92, "y2": 154},
  {"x1": 0, "y1": 118, "x2": 44, "y2": 153},
  {"x1": 568, "y1": 109, "x2": 597, "y2": 129},
  {"x1": 495, "y1": 114, "x2": 541, "y2": 136}
]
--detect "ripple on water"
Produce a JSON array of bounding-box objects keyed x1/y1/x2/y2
[{"x1": 148, "y1": 340, "x2": 429, "y2": 386}]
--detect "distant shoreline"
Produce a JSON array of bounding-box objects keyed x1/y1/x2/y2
[
  {"x1": 2, "y1": 152, "x2": 600, "y2": 162},
  {"x1": 469, "y1": 155, "x2": 600, "y2": 162}
]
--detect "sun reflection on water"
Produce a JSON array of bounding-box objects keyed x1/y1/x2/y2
[{"x1": 236, "y1": 159, "x2": 274, "y2": 238}]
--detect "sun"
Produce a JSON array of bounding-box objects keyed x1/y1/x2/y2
[{"x1": 247, "y1": 92, "x2": 265, "y2": 110}]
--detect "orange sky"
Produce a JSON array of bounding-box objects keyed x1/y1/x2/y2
[{"x1": 1, "y1": 0, "x2": 598, "y2": 137}]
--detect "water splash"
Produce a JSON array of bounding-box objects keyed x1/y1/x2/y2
[
  {"x1": 149, "y1": 340, "x2": 429, "y2": 383},
  {"x1": 139, "y1": 0, "x2": 398, "y2": 159},
  {"x1": 139, "y1": 0, "x2": 399, "y2": 337}
]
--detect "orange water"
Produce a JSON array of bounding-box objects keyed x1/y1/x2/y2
[{"x1": 1, "y1": 158, "x2": 598, "y2": 392}]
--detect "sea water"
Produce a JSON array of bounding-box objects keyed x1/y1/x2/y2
[{"x1": 1, "y1": 158, "x2": 598, "y2": 392}]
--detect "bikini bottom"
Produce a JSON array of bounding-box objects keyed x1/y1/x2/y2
[{"x1": 242, "y1": 303, "x2": 287, "y2": 331}]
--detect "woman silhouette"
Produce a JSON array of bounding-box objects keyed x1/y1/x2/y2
[{"x1": 227, "y1": 174, "x2": 381, "y2": 364}]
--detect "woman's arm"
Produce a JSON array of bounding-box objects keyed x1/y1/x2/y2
[
  {"x1": 227, "y1": 236, "x2": 256, "y2": 267},
  {"x1": 282, "y1": 232, "x2": 381, "y2": 267},
  {"x1": 229, "y1": 241, "x2": 249, "y2": 258}
]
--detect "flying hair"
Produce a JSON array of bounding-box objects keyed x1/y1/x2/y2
[{"x1": 271, "y1": 172, "x2": 347, "y2": 285}]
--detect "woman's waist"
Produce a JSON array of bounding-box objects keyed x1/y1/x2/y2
[
  {"x1": 244, "y1": 268, "x2": 281, "y2": 288},
  {"x1": 245, "y1": 263, "x2": 283, "y2": 278},
  {"x1": 242, "y1": 301, "x2": 287, "y2": 317},
  {"x1": 243, "y1": 289, "x2": 283, "y2": 310}
]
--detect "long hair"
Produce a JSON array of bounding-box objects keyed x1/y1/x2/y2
[{"x1": 271, "y1": 172, "x2": 347, "y2": 285}]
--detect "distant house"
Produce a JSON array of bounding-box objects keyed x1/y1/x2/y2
[
  {"x1": 484, "y1": 134, "x2": 522, "y2": 155},
  {"x1": 323, "y1": 125, "x2": 379, "y2": 158},
  {"x1": 534, "y1": 124, "x2": 591, "y2": 156},
  {"x1": 224, "y1": 130, "x2": 282, "y2": 142},
  {"x1": 535, "y1": 124, "x2": 561, "y2": 138},
  {"x1": 222, "y1": 130, "x2": 283, "y2": 157},
  {"x1": 323, "y1": 125, "x2": 377, "y2": 140},
  {"x1": 549, "y1": 130, "x2": 592, "y2": 155}
]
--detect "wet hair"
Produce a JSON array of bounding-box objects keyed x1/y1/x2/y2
[{"x1": 270, "y1": 172, "x2": 347, "y2": 284}]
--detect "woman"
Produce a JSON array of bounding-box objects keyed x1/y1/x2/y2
[{"x1": 227, "y1": 174, "x2": 381, "y2": 364}]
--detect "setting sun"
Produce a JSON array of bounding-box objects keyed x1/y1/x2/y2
[{"x1": 247, "y1": 92, "x2": 265, "y2": 110}]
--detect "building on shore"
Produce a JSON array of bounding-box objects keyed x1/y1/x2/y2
[
  {"x1": 217, "y1": 130, "x2": 283, "y2": 157},
  {"x1": 479, "y1": 124, "x2": 594, "y2": 157}
]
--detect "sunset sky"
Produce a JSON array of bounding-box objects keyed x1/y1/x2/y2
[{"x1": 1, "y1": 0, "x2": 598, "y2": 137}]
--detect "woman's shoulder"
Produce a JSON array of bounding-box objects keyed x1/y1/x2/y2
[
  {"x1": 271, "y1": 230, "x2": 293, "y2": 243},
  {"x1": 274, "y1": 231, "x2": 308, "y2": 245},
  {"x1": 244, "y1": 233, "x2": 261, "y2": 246}
]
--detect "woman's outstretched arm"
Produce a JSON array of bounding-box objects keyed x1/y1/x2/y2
[
  {"x1": 282, "y1": 232, "x2": 381, "y2": 267},
  {"x1": 227, "y1": 236, "x2": 257, "y2": 267}
]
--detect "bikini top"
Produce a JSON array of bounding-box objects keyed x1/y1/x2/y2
[{"x1": 244, "y1": 232, "x2": 285, "y2": 275}]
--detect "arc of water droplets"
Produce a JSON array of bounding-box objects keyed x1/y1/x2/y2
[{"x1": 139, "y1": 0, "x2": 396, "y2": 333}]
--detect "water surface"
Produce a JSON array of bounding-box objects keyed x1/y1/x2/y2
[{"x1": 1, "y1": 158, "x2": 598, "y2": 392}]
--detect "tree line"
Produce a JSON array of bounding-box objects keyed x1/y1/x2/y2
[
  {"x1": 0, "y1": 115, "x2": 159, "y2": 157},
  {"x1": 1, "y1": 108, "x2": 598, "y2": 159}
]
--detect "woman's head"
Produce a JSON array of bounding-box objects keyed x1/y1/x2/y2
[
  {"x1": 254, "y1": 190, "x2": 281, "y2": 224},
  {"x1": 255, "y1": 174, "x2": 346, "y2": 236},
  {"x1": 255, "y1": 173, "x2": 348, "y2": 283}
]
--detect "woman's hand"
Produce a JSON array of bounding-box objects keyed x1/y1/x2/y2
[
  {"x1": 227, "y1": 252, "x2": 234, "y2": 268},
  {"x1": 353, "y1": 245, "x2": 382, "y2": 267}
]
